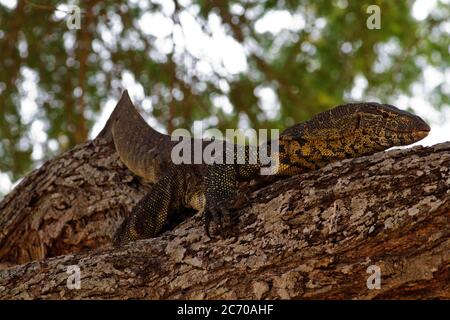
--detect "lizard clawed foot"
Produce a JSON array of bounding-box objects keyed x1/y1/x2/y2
[{"x1": 203, "y1": 203, "x2": 232, "y2": 239}]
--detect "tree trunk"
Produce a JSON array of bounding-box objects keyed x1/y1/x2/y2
[{"x1": 0, "y1": 136, "x2": 449, "y2": 299}]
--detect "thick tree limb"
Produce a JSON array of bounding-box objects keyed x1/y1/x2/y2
[
  {"x1": 0, "y1": 139, "x2": 151, "y2": 266},
  {"x1": 0, "y1": 138, "x2": 449, "y2": 299}
]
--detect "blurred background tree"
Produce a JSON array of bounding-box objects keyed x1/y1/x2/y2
[{"x1": 0, "y1": 0, "x2": 449, "y2": 195}]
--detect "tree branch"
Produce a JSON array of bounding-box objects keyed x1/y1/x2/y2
[{"x1": 0, "y1": 132, "x2": 449, "y2": 298}]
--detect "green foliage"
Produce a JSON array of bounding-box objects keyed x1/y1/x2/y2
[{"x1": 0, "y1": 0, "x2": 449, "y2": 183}]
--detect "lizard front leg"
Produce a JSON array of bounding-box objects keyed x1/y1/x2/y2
[
  {"x1": 203, "y1": 143, "x2": 261, "y2": 237},
  {"x1": 203, "y1": 163, "x2": 238, "y2": 237}
]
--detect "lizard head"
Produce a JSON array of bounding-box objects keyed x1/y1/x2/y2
[
  {"x1": 280, "y1": 102, "x2": 430, "y2": 164},
  {"x1": 338, "y1": 102, "x2": 430, "y2": 147}
]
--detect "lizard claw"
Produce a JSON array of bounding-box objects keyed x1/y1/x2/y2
[
  {"x1": 203, "y1": 209, "x2": 212, "y2": 238},
  {"x1": 203, "y1": 203, "x2": 232, "y2": 238}
]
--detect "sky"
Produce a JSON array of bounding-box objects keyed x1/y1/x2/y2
[{"x1": 0, "y1": 0, "x2": 449, "y2": 195}]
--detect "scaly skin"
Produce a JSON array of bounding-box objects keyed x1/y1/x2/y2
[{"x1": 99, "y1": 91, "x2": 430, "y2": 245}]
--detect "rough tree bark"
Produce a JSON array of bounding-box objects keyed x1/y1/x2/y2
[
  {"x1": 0, "y1": 128, "x2": 448, "y2": 299},
  {"x1": 0, "y1": 138, "x2": 152, "y2": 266}
]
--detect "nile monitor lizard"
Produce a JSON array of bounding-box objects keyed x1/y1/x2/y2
[{"x1": 98, "y1": 91, "x2": 430, "y2": 245}]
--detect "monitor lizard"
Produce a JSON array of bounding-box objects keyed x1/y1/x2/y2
[{"x1": 98, "y1": 91, "x2": 430, "y2": 245}]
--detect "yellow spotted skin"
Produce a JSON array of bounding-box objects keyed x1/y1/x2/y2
[{"x1": 105, "y1": 92, "x2": 430, "y2": 245}]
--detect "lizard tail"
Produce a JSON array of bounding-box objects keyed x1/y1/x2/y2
[{"x1": 96, "y1": 90, "x2": 134, "y2": 143}]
